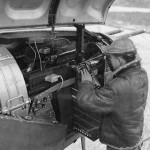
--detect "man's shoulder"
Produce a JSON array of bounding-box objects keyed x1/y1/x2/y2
[
  {"x1": 107, "y1": 77, "x2": 127, "y2": 90},
  {"x1": 122, "y1": 67, "x2": 148, "y2": 81}
]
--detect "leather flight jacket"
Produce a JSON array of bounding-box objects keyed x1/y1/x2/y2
[{"x1": 77, "y1": 64, "x2": 148, "y2": 148}]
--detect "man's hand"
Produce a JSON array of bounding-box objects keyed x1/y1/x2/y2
[{"x1": 81, "y1": 68, "x2": 93, "y2": 82}]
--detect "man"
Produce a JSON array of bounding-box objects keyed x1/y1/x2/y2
[{"x1": 77, "y1": 38, "x2": 148, "y2": 150}]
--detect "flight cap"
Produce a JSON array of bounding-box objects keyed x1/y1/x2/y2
[{"x1": 103, "y1": 38, "x2": 137, "y2": 55}]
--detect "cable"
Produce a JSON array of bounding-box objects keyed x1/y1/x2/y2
[
  {"x1": 34, "y1": 41, "x2": 42, "y2": 71},
  {"x1": 22, "y1": 42, "x2": 37, "y2": 72},
  {"x1": 45, "y1": 74, "x2": 64, "y2": 92},
  {"x1": 26, "y1": 42, "x2": 37, "y2": 64},
  {"x1": 57, "y1": 75, "x2": 64, "y2": 92},
  {"x1": 54, "y1": 38, "x2": 71, "y2": 44},
  {"x1": 43, "y1": 59, "x2": 49, "y2": 69}
]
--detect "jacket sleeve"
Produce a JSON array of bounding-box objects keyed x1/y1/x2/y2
[{"x1": 77, "y1": 80, "x2": 117, "y2": 113}]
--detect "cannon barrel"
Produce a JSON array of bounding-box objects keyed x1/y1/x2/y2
[
  {"x1": 105, "y1": 28, "x2": 123, "y2": 35},
  {"x1": 116, "y1": 29, "x2": 145, "y2": 39}
]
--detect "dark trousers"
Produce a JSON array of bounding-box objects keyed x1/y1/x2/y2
[{"x1": 107, "y1": 145, "x2": 141, "y2": 150}]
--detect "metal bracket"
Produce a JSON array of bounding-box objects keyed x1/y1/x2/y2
[
  {"x1": 74, "y1": 24, "x2": 85, "y2": 63},
  {"x1": 2, "y1": 96, "x2": 30, "y2": 114}
]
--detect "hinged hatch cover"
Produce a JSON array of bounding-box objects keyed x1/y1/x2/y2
[{"x1": 0, "y1": 0, "x2": 115, "y2": 29}]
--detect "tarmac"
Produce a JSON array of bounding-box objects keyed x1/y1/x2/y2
[
  {"x1": 110, "y1": 6, "x2": 150, "y2": 13},
  {"x1": 108, "y1": 6, "x2": 150, "y2": 33}
]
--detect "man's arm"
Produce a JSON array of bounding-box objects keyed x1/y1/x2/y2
[{"x1": 77, "y1": 80, "x2": 117, "y2": 114}]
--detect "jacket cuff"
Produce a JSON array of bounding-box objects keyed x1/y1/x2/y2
[{"x1": 78, "y1": 80, "x2": 95, "y2": 90}]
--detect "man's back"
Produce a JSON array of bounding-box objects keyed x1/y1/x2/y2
[{"x1": 99, "y1": 65, "x2": 148, "y2": 148}]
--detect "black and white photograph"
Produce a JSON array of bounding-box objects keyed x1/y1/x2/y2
[{"x1": 0, "y1": 0, "x2": 149, "y2": 150}]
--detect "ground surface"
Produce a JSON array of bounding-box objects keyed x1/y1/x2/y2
[
  {"x1": 65, "y1": 1, "x2": 150, "y2": 150},
  {"x1": 106, "y1": 0, "x2": 150, "y2": 31},
  {"x1": 113, "y1": 0, "x2": 150, "y2": 8}
]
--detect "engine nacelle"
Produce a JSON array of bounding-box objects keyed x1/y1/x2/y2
[{"x1": 0, "y1": 46, "x2": 30, "y2": 116}]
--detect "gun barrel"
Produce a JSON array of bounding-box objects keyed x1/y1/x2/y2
[
  {"x1": 105, "y1": 28, "x2": 123, "y2": 35},
  {"x1": 116, "y1": 29, "x2": 145, "y2": 39}
]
